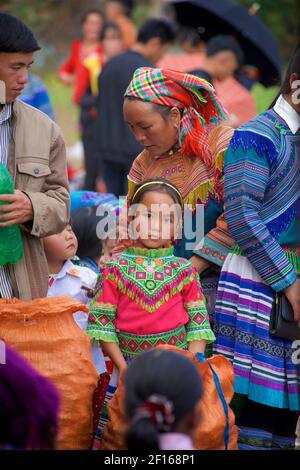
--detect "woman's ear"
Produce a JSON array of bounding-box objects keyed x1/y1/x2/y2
[{"x1": 170, "y1": 107, "x2": 181, "y2": 128}]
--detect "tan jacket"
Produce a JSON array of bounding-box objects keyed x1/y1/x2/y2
[{"x1": 6, "y1": 99, "x2": 70, "y2": 300}]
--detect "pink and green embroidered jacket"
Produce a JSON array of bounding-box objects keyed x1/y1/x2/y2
[{"x1": 87, "y1": 246, "x2": 215, "y2": 355}]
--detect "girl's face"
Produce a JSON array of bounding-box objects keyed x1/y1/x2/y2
[
  {"x1": 103, "y1": 28, "x2": 123, "y2": 60},
  {"x1": 44, "y1": 225, "x2": 78, "y2": 263},
  {"x1": 82, "y1": 13, "x2": 103, "y2": 42},
  {"x1": 130, "y1": 190, "x2": 181, "y2": 249},
  {"x1": 124, "y1": 99, "x2": 181, "y2": 158}
]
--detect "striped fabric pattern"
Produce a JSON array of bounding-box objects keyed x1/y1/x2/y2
[
  {"x1": 224, "y1": 109, "x2": 300, "y2": 292},
  {"x1": 238, "y1": 426, "x2": 296, "y2": 450},
  {"x1": 0, "y1": 103, "x2": 13, "y2": 298},
  {"x1": 125, "y1": 67, "x2": 227, "y2": 164},
  {"x1": 213, "y1": 253, "x2": 300, "y2": 411}
]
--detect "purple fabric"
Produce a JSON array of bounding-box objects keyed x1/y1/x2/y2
[
  {"x1": 159, "y1": 433, "x2": 195, "y2": 450},
  {"x1": 0, "y1": 345, "x2": 60, "y2": 449}
]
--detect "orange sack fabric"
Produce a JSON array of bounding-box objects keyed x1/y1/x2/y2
[
  {"x1": 101, "y1": 345, "x2": 238, "y2": 450},
  {"x1": 0, "y1": 296, "x2": 98, "y2": 450}
]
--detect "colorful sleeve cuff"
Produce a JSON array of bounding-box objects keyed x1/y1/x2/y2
[
  {"x1": 267, "y1": 266, "x2": 297, "y2": 292},
  {"x1": 86, "y1": 329, "x2": 119, "y2": 343},
  {"x1": 87, "y1": 301, "x2": 118, "y2": 342},
  {"x1": 185, "y1": 300, "x2": 215, "y2": 343},
  {"x1": 186, "y1": 329, "x2": 216, "y2": 344},
  {"x1": 193, "y1": 237, "x2": 231, "y2": 267}
]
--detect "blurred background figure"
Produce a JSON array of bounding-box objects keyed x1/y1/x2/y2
[
  {"x1": 0, "y1": 345, "x2": 59, "y2": 450},
  {"x1": 58, "y1": 8, "x2": 104, "y2": 191},
  {"x1": 58, "y1": 8, "x2": 104, "y2": 105},
  {"x1": 20, "y1": 72, "x2": 56, "y2": 120},
  {"x1": 178, "y1": 27, "x2": 206, "y2": 55},
  {"x1": 189, "y1": 35, "x2": 244, "y2": 85},
  {"x1": 93, "y1": 17, "x2": 177, "y2": 197},
  {"x1": 105, "y1": 0, "x2": 137, "y2": 50},
  {"x1": 101, "y1": 20, "x2": 124, "y2": 61}
]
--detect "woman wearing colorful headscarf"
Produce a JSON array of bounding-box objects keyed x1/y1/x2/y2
[{"x1": 123, "y1": 67, "x2": 234, "y2": 322}]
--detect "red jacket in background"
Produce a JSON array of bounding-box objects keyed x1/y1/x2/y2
[{"x1": 59, "y1": 40, "x2": 103, "y2": 105}]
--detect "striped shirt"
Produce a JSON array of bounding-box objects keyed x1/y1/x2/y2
[{"x1": 0, "y1": 103, "x2": 14, "y2": 297}]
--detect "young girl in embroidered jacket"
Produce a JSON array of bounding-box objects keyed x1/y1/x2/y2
[
  {"x1": 88, "y1": 179, "x2": 214, "y2": 373},
  {"x1": 87, "y1": 179, "x2": 215, "y2": 447}
]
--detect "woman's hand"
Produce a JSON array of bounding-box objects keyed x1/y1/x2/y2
[
  {"x1": 58, "y1": 72, "x2": 74, "y2": 86},
  {"x1": 190, "y1": 255, "x2": 212, "y2": 274},
  {"x1": 284, "y1": 278, "x2": 300, "y2": 326}
]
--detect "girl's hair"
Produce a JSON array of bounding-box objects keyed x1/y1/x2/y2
[
  {"x1": 80, "y1": 8, "x2": 104, "y2": 25},
  {"x1": 100, "y1": 21, "x2": 121, "y2": 41},
  {"x1": 131, "y1": 178, "x2": 183, "y2": 209},
  {"x1": 71, "y1": 205, "x2": 103, "y2": 259},
  {"x1": 270, "y1": 42, "x2": 300, "y2": 107},
  {"x1": 124, "y1": 350, "x2": 203, "y2": 451}
]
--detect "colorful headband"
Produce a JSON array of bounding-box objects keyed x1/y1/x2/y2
[{"x1": 131, "y1": 181, "x2": 184, "y2": 208}]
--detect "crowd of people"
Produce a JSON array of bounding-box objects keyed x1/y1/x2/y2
[{"x1": 0, "y1": 1, "x2": 299, "y2": 453}]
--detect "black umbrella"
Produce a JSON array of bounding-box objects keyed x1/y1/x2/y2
[{"x1": 167, "y1": 0, "x2": 282, "y2": 87}]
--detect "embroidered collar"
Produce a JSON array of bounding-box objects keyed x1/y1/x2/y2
[
  {"x1": 124, "y1": 245, "x2": 174, "y2": 258},
  {"x1": 274, "y1": 95, "x2": 300, "y2": 134}
]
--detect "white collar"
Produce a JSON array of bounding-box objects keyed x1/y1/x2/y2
[
  {"x1": 51, "y1": 259, "x2": 81, "y2": 280},
  {"x1": 274, "y1": 95, "x2": 300, "y2": 134}
]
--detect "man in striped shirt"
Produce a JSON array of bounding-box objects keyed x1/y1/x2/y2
[{"x1": 0, "y1": 13, "x2": 69, "y2": 299}]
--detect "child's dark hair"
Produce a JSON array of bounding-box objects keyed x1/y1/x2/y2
[
  {"x1": 100, "y1": 21, "x2": 121, "y2": 41},
  {"x1": 131, "y1": 178, "x2": 183, "y2": 209},
  {"x1": 71, "y1": 206, "x2": 103, "y2": 259},
  {"x1": 124, "y1": 349, "x2": 203, "y2": 451}
]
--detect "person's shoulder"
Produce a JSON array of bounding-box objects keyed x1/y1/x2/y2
[
  {"x1": 234, "y1": 109, "x2": 280, "y2": 144},
  {"x1": 134, "y1": 148, "x2": 150, "y2": 162},
  {"x1": 70, "y1": 39, "x2": 81, "y2": 51},
  {"x1": 67, "y1": 260, "x2": 97, "y2": 285},
  {"x1": 14, "y1": 99, "x2": 61, "y2": 138},
  {"x1": 128, "y1": 149, "x2": 151, "y2": 179},
  {"x1": 207, "y1": 124, "x2": 234, "y2": 153},
  {"x1": 14, "y1": 99, "x2": 57, "y2": 127}
]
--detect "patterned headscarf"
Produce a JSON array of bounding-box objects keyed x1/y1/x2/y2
[{"x1": 125, "y1": 67, "x2": 227, "y2": 165}]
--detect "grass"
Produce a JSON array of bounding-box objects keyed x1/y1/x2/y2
[{"x1": 42, "y1": 73, "x2": 79, "y2": 147}]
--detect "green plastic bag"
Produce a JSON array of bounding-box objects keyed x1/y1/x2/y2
[{"x1": 0, "y1": 163, "x2": 23, "y2": 266}]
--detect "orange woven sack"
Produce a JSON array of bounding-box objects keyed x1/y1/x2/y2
[
  {"x1": 101, "y1": 345, "x2": 238, "y2": 450},
  {"x1": 0, "y1": 296, "x2": 98, "y2": 450}
]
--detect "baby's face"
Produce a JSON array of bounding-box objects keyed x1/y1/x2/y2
[{"x1": 44, "y1": 225, "x2": 78, "y2": 262}]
